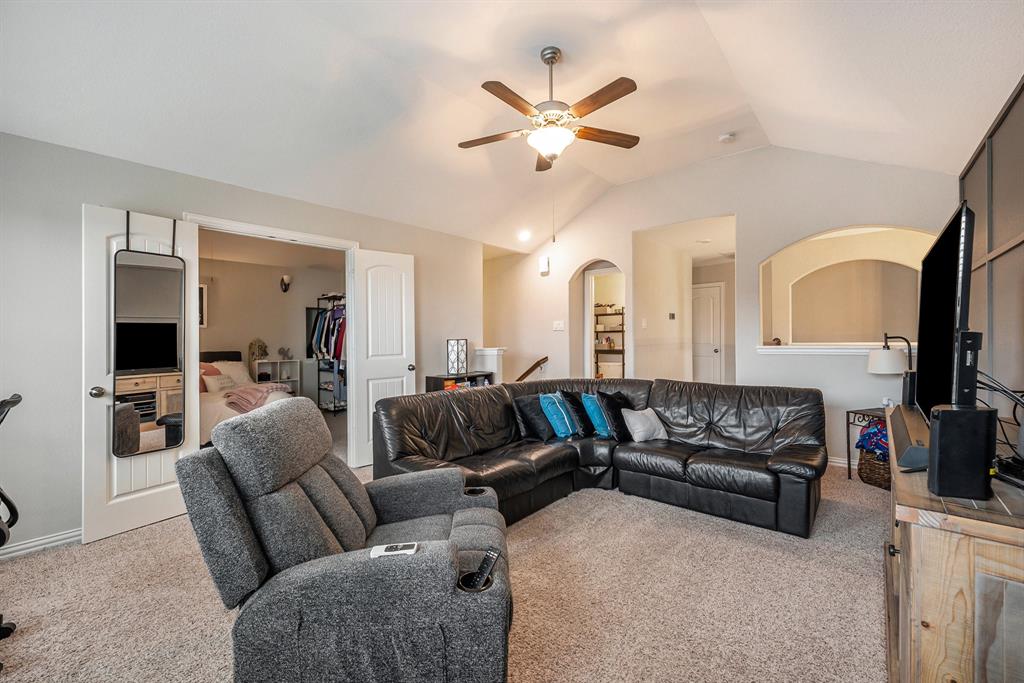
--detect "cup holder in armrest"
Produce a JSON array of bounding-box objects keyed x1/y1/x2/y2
[
  {"x1": 457, "y1": 571, "x2": 493, "y2": 593},
  {"x1": 464, "y1": 487, "x2": 487, "y2": 497}
]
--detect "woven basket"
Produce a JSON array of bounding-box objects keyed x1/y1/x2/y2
[{"x1": 857, "y1": 450, "x2": 891, "y2": 490}]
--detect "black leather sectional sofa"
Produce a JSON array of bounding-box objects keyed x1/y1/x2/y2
[{"x1": 373, "y1": 378, "x2": 828, "y2": 537}]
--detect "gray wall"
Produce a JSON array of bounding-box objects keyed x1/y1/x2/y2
[{"x1": 0, "y1": 133, "x2": 483, "y2": 546}]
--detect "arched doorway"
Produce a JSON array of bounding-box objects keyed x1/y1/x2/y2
[{"x1": 568, "y1": 260, "x2": 624, "y2": 378}]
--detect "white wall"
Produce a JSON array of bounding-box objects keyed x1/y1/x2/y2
[
  {"x1": 632, "y1": 233, "x2": 693, "y2": 380},
  {"x1": 483, "y1": 145, "x2": 957, "y2": 462},
  {"x1": 0, "y1": 133, "x2": 483, "y2": 547},
  {"x1": 199, "y1": 258, "x2": 344, "y2": 359},
  {"x1": 693, "y1": 261, "x2": 736, "y2": 384}
]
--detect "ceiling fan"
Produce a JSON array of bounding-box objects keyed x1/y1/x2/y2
[{"x1": 459, "y1": 46, "x2": 639, "y2": 172}]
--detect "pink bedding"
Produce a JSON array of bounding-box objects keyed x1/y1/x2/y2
[{"x1": 223, "y1": 383, "x2": 293, "y2": 413}]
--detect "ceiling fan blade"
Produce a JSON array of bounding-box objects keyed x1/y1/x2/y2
[
  {"x1": 458, "y1": 130, "x2": 527, "y2": 149},
  {"x1": 535, "y1": 154, "x2": 552, "y2": 172},
  {"x1": 575, "y1": 126, "x2": 640, "y2": 149},
  {"x1": 482, "y1": 81, "x2": 539, "y2": 117},
  {"x1": 568, "y1": 77, "x2": 637, "y2": 118}
]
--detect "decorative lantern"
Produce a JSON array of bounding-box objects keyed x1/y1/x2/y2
[{"x1": 447, "y1": 339, "x2": 468, "y2": 374}]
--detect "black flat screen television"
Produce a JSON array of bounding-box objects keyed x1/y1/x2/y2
[
  {"x1": 915, "y1": 202, "x2": 975, "y2": 420},
  {"x1": 115, "y1": 322, "x2": 180, "y2": 372}
]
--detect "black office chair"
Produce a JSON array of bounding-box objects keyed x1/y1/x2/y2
[{"x1": 0, "y1": 393, "x2": 23, "y2": 673}]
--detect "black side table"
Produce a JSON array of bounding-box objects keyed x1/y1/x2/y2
[{"x1": 846, "y1": 407, "x2": 887, "y2": 479}]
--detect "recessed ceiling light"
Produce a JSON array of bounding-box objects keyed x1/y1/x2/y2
[
  {"x1": 517, "y1": 229, "x2": 532, "y2": 242},
  {"x1": 718, "y1": 132, "x2": 736, "y2": 144},
  {"x1": 696, "y1": 238, "x2": 712, "y2": 244}
]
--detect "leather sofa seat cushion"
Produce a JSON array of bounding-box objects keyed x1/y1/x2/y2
[
  {"x1": 566, "y1": 436, "x2": 617, "y2": 468},
  {"x1": 451, "y1": 454, "x2": 538, "y2": 500},
  {"x1": 612, "y1": 440, "x2": 703, "y2": 483},
  {"x1": 686, "y1": 449, "x2": 779, "y2": 501},
  {"x1": 509, "y1": 440, "x2": 579, "y2": 482}
]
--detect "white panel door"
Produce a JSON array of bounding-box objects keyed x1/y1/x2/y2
[
  {"x1": 82, "y1": 206, "x2": 199, "y2": 543},
  {"x1": 692, "y1": 283, "x2": 724, "y2": 384},
  {"x1": 348, "y1": 249, "x2": 415, "y2": 468}
]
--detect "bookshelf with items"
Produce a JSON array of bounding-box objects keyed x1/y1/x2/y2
[{"x1": 594, "y1": 304, "x2": 624, "y2": 378}]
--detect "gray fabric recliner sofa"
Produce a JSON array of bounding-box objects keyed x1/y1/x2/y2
[{"x1": 176, "y1": 397, "x2": 511, "y2": 683}]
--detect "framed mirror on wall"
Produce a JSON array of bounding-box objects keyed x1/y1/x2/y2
[{"x1": 112, "y1": 250, "x2": 186, "y2": 457}]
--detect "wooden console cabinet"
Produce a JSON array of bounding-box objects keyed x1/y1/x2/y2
[{"x1": 885, "y1": 405, "x2": 1023, "y2": 682}]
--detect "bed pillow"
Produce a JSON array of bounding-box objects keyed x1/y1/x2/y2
[
  {"x1": 582, "y1": 392, "x2": 611, "y2": 438},
  {"x1": 512, "y1": 394, "x2": 555, "y2": 442},
  {"x1": 199, "y1": 362, "x2": 222, "y2": 393},
  {"x1": 557, "y1": 390, "x2": 594, "y2": 437},
  {"x1": 539, "y1": 393, "x2": 578, "y2": 439},
  {"x1": 203, "y1": 375, "x2": 238, "y2": 393},
  {"x1": 596, "y1": 391, "x2": 634, "y2": 442},
  {"x1": 621, "y1": 408, "x2": 668, "y2": 442},
  {"x1": 212, "y1": 361, "x2": 254, "y2": 386}
]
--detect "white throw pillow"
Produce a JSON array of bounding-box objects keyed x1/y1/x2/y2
[
  {"x1": 621, "y1": 408, "x2": 668, "y2": 442},
  {"x1": 212, "y1": 361, "x2": 254, "y2": 386},
  {"x1": 203, "y1": 374, "x2": 238, "y2": 393}
]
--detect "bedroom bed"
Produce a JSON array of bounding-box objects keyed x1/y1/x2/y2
[{"x1": 199, "y1": 351, "x2": 293, "y2": 444}]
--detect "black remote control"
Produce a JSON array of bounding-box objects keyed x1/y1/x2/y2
[{"x1": 465, "y1": 546, "x2": 500, "y2": 589}]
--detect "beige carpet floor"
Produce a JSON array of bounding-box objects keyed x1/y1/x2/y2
[{"x1": 0, "y1": 469, "x2": 888, "y2": 682}]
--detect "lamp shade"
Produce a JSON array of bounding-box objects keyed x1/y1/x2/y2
[{"x1": 867, "y1": 348, "x2": 907, "y2": 375}]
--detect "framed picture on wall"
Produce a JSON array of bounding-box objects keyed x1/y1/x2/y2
[{"x1": 199, "y1": 283, "x2": 208, "y2": 328}]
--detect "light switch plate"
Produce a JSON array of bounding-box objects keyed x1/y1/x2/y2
[
  {"x1": 552, "y1": 320, "x2": 565, "y2": 331},
  {"x1": 641, "y1": 318, "x2": 648, "y2": 329}
]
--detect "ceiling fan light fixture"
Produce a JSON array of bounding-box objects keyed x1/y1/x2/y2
[{"x1": 527, "y1": 125, "x2": 575, "y2": 161}]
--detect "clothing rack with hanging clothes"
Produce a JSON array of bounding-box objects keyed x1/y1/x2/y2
[{"x1": 311, "y1": 295, "x2": 347, "y2": 414}]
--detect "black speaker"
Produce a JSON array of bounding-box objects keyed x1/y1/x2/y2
[
  {"x1": 927, "y1": 404, "x2": 996, "y2": 499},
  {"x1": 901, "y1": 371, "x2": 917, "y2": 406}
]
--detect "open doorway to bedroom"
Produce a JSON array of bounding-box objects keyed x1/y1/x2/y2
[{"x1": 196, "y1": 228, "x2": 353, "y2": 465}]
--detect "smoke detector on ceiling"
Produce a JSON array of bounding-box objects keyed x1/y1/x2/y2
[{"x1": 718, "y1": 132, "x2": 736, "y2": 144}]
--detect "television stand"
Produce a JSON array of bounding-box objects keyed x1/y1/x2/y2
[{"x1": 884, "y1": 405, "x2": 1024, "y2": 682}]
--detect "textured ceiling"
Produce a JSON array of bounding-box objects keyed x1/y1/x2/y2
[{"x1": 2, "y1": 1, "x2": 1021, "y2": 252}]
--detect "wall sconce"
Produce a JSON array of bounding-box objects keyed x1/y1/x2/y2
[
  {"x1": 538, "y1": 255, "x2": 550, "y2": 277},
  {"x1": 280, "y1": 274, "x2": 292, "y2": 293}
]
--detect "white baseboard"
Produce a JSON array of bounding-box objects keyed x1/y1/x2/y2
[
  {"x1": 0, "y1": 528, "x2": 81, "y2": 560},
  {"x1": 829, "y1": 456, "x2": 857, "y2": 470}
]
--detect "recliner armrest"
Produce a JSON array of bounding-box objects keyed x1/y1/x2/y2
[
  {"x1": 365, "y1": 468, "x2": 499, "y2": 524},
  {"x1": 767, "y1": 445, "x2": 828, "y2": 480}
]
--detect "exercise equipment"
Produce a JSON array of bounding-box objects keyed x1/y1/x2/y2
[{"x1": 0, "y1": 393, "x2": 23, "y2": 673}]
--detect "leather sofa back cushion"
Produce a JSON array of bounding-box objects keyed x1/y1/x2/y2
[
  {"x1": 375, "y1": 384, "x2": 519, "y2": 461},
  {"x1": 512, "y1": 394, "x2": 555, "y2": 441},
  {"x1": 503, "y1": 379, "x2": 653, "y2": 411},
  {"x1": 649, "y1": 380, "x2": 826, "y2": 454}
]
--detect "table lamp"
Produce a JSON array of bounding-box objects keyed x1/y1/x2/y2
[{"x1": 867, "y1": 333, "x2": 915, "y2": 405}]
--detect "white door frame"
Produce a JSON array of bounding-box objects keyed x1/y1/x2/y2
[
  {"x1": 182, "y1": 212, "x2": 360, "y2": 466},
  {"x1": 582, "y1": 266, "x2": 621, "y2": 379},
  {"x1": 692, "y1": 282, "x2": 725, "y2": 383}
]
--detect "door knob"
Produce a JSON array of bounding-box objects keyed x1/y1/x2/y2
[
  {"x1": 88, "y1": 386, "x2": 106, "y2": 398},
  {"x1": 713, "y1": 348, "x2": 720, "y2": 353},
  {"x1": 407, "y1": 364, "x2": 416, "y2": 372}
]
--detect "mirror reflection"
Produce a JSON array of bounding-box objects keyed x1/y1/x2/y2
[{"x1": 112, "y1": 251, "x2": 185, "y2": 457}]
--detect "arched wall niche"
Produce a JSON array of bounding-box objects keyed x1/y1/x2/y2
[{"x1": 759, "y1": 226, "x2": 933, "y2": 345}]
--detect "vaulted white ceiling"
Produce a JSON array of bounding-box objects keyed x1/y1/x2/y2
[{"x1": 2, "y1": 1, "x2": 1021, "y2": 252}]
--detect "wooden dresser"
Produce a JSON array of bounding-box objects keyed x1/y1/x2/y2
[{"x1": 886, "y1": 405, "x2": 1024, "y2": 682}]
